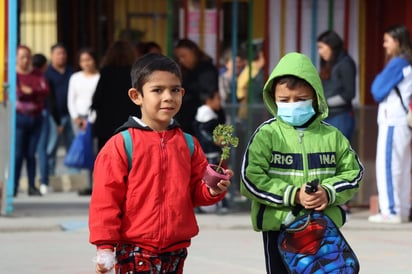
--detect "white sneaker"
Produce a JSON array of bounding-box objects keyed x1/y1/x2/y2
[
  {"x1": 40, "y1": 184, "x2": 48, "y2": 195},
  {"x1": 368, "y1": 213, "x2": 404, "y2": 224}
]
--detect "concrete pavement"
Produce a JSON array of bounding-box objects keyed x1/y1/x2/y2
[{"x1": 1, "y1": 191, "x2": 412, "y2": 274}]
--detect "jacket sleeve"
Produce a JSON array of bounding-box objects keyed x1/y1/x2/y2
[
  {"x1": 336, "y1": 57, "x2": 356, "y2": 102},
  {"x1": 371, "y1": 57, "x2": 408, "y2": 102},
  {"x1": 320, "y1": 133, "x2": 364, "y2": 206},
  {"x1": 67, "y1": 74, "x2": 77, "y2": 120},
  {"x1": 190, "y1": 137, "x2": 226, "y2": 206},
  {"x1": 240, "y1": 125, "x2": 300, "y2": 208},
  {"x1": 89, "y1": 134, "x2": 128, "y2": 246}
]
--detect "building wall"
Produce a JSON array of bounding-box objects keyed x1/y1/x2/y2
[
  {"x1": 19, "y1": 0, "x2": 57, "y2": 58},
  {"x1": 113, "y1": 0, "x2": 169, "y2": 51}
]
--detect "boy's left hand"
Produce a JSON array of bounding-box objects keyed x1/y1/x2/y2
[{"x1": 209, "y1": 169, "x2": 233, "y2": 196}]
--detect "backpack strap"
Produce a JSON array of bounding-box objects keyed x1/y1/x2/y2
[
  {"x1": 121, "y1": 130, "x2": 133, "y2": 172},
  {"x1": 121, "y1": 130, "x2": 193, "y2": 172},
  {"x1": 394, "y1": 85, "x2": 409, "y2": 113},
  {"x1": 184, "y1": 132, "x2": 194, "y2": 157}
]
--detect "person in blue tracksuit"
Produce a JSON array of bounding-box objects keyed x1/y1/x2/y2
[{"x1": 369, "y1": 24, "x2": 412, "y2": 224}]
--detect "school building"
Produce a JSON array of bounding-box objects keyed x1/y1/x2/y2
[{"x1": 1, "y1": 0, "x2": 412, "y2": 214}]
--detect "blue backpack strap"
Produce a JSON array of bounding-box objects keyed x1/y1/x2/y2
[
  {"x1": 122, "y1": 130, "x2": 191, "y2": 173},
  {"x1": 183, "y1": 132, "x2": 194, "y2": 157},
  {"x1": 121, "y1": 130, "x2": 133, "y2": 172}
]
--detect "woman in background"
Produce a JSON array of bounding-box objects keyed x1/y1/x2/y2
[
  {"x1": 15, "y1": 45, "x2": 50, "y2": 196},
  {"x1": 91, "y1": 40, "x2": 139, "y2": 151},
  {"x1": 317, "y1": 30, "x2": 357, "y2": 141},
  {"x1": 369, "y1": 24, "x2": 412, "y2": 224},
  {"x1": 67, "y1": 48, "x2": 100, "y2": 196},
  {"x1": 317, "y1": 30, "x2": 357, "y2": 215},
  {"x1": 174, "y1": 38, "x2": 225, "y2": 134}
]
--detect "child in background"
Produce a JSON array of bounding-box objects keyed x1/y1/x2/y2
[
  {"x1": 89, "y1": 53, "x2": 232, "y2": 274},
  {"x1": 240, "y1": 52, "x2": 363, "y2": 273},
  {"x1": 32, "y1": 54, "x2": 48, "y2": 74},
  {"x1": 193, "y1": 90, "x2": 230, "y2": 214},
  {"x1": 193, "y1": 90, "x2": 222, "y2": 165}
]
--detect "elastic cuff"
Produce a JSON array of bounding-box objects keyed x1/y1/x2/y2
[
  {"x1": 97, "y1": 244, "x2": 115, "y2": 251},
  {"x1": 284, "y1": 185, "x2": 299, "y2": 207},
  {"x1": 322, "y1": 184, "x2": 335, "y2": 205}
]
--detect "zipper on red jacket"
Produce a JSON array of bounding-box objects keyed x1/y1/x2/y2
[{"x1": 158, "y1": 131, "x2": 167, "y2": 248}]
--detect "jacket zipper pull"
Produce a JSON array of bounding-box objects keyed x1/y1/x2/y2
[{"x1": 298, "y1": 131, "x2": 304, "y2": 143}]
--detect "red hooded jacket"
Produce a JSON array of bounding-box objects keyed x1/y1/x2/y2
[{"x1": 89, "y1": 117, "x2": 225, "y2": 252}]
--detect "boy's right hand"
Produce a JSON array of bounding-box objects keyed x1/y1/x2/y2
[
  {"x1": 298, "y1": 183, "x2": 328, "y2": 211},
  {"x1": 94, "y1": 249, "x2": 115, "y2": 274}
]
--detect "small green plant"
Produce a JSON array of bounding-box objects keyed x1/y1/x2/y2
[{"x1": 212, "y1": 124, "x2": 239, "y2": 172}]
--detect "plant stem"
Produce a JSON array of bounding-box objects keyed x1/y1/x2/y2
[{"x1": 216, "y1": 158, "x2": 224, "y2": 172}]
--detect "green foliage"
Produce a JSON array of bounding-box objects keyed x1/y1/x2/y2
[{"x1": 212, "y1": 124, "x2": 239, "y2": 171}]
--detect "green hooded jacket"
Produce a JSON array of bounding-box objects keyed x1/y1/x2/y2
[{"x1": 240, "y1": 52, "x2": 363, "y2": 231}]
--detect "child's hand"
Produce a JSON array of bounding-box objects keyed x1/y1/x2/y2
[
  {"x1": 298, "y1": 184, "x2": 328, "y2": 211},
  {"x1": 209, "y1": 169, "x2": 233, "y2": 196},
  {"x1": 94, "y1": 249, "x2": 115, "y2": 274}
]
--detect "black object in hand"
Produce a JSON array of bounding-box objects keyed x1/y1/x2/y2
[{"x1": 305, "y1": 179, "x2": 319, "y2": 194}]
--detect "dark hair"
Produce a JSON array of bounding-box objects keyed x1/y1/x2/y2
[
  {"x1": 384, "y1": 24, "x2": 412, "y2": 61},
  {"x1": 273, "y1": 76, "x2": 317, "y2": 112},
  {"x1": 274, "y1": 76, "x2": 313, "y2": 92},
  {"x1": 130, "y1": 53, "x2": 182, "y2": 93},
  {"x1": 50, "y1": 43, "x2": 67, "y2": 52},
  {"x1": 100, "y1": 40, "x2": 138, "y2": 68},
  {"x1": 32, "y1": 53, "x2": 47, "y2": 69},
  {"x1": 77, "y1": 47, "x2": 98, "y2": 69},
  {"x1": 136, "y1": 41, "x2": 162, "y2": 56},
  {"x1": 239, "y1": 40, "x2": 264, "y2": 61},
  {"x1": 174, "y1": 38, "x2": 212, "y2": 64},
  {"x1": 199, "y1": 89, "x2": 219, "y2": 105},
  {"x1": 317, "y1": 30, "x2": 344, "y2": 80},
  {"x1": 145, "y1": 41, "x2": 162, "y2": 53}
]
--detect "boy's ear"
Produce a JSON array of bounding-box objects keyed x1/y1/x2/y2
[
  {"x1": 181, "y1": 88, "x2": 185, "y2": 97},
  {"x1": 128, "y1": 88, "x2": 142, "y2": 105}
]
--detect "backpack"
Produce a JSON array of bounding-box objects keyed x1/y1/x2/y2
[
  {"x1": 278, "y1": 210, "x2": 360, "y2": 274},
  {"x1": 120, "y1": 129, "x2": 194, "y2": 172}
]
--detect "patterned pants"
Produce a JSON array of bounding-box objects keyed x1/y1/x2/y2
[{"x1": 115, "y1": 245, "x2": 187, "y2": 274}]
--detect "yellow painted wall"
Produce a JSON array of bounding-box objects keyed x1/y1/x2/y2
[
  {"x1": 253, "y1": 0, "x2": 265, "y2": 40},
  {"x1": 20, "y1": 0, "x2": 57, "y2": 58},
  {"x1": 221, "y1": 0, "x2": 265, "y2": 40},
  {"x1": 114, "y1": 0, "x2": 169, "y2": 52},
  {"x1": 113, "y1": 0, "x2": 264, "y2": 53}
]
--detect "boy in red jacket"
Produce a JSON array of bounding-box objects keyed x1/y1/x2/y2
[{"x1": 89, "y1": 53, "x2": 232, "y2": 274}]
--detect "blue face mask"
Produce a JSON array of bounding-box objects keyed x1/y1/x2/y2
[{"x1": 276, "y1": 100, "x2": 315, "y2": 126}]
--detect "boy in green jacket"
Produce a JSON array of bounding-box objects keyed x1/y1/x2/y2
[{"x1": 240, "y1": 52, "x2": 363, "y2": 273}]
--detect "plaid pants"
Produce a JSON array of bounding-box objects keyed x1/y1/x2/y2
[{"x1": 115, "y1": 245, "x2": 187, "y2": 274}]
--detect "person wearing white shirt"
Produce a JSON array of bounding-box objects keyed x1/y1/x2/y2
[{"x1": 67, "y1": 48, "x2": 100, "y2": 196}]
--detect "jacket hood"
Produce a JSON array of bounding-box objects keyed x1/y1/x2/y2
[
  {"x1": 114, "y1": 116, "x2": 180, "y2": 133},
  {"x1": 262, "y1": 52, "x2": 328, "y2": 120}
]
